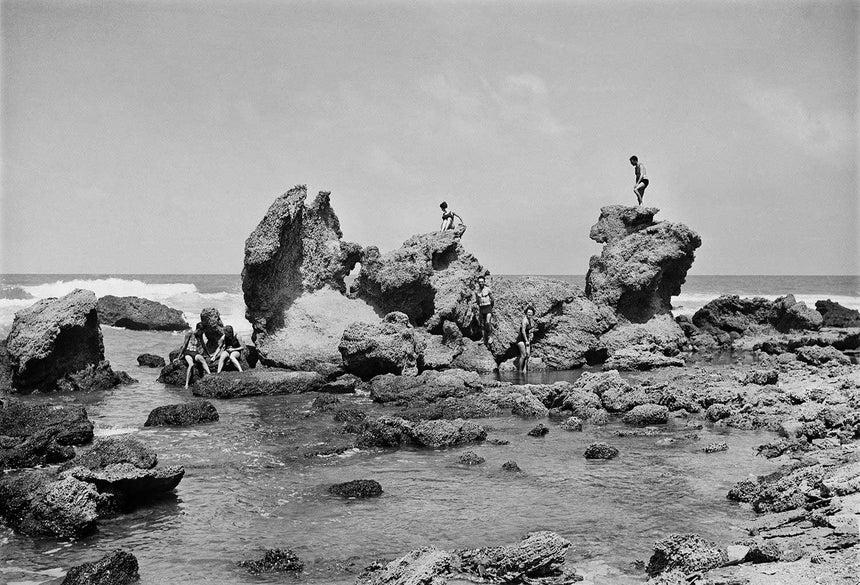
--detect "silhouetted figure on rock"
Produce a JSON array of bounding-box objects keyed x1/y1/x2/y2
[{"x1": 630, "y1": 155, "x2": 648, "y2": 205}]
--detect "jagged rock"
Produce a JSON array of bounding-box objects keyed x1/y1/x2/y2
[
  {"x1": 0, "y1": 399, "x2": 94, "y2": 470},
  {"x1": 0, "y1": 340, "x2": 13, "y2": 392},
  {"x1": 357, "y1": 548, "x2": 454, "y2": 585},
  {"x1": 67, "y1": 435, "x2": 158, "y2": 471},
  {"x1": 646, "y1": 533, "x2": 728, "y2": 576},
  {"x1": 742, "y1": 368, "x2": 779, "y2": 385},
  {"x1": 458, "y1": 451, "x2": 485, "y2": 465},
  {"x1": 136, "y1": 353, "x2": 165, "y2": 368},
  {"x1": 191, "y1": 370, "x2": 325, "y2": 398},
  {"x1": 419, "y1": 331, "x2": 458, "y2": 370},
  {"x1": 731, "y1": 464, "x2": 827, "y2": 513},
  {"x1": 706, "y1": 403, "x2": 733, "y2": 422},
  {"x1": 646, "y1": 569, "x2": 689, "y2": 585},
  {"x1": 511, "y1": 393, "x2": 549, "y2": 418},
  {"x1": 321, "y1": 373, "x2": 362, "y2": 393},
  {"x1": 600, "y1": 314, "x2": 687, "y2": 357},
  {"x1": 0, "y1": 472, "x2": 105, "y2": 538},
  {"x1": 560, "y1": 417, "x2": 583, "y2": 431},
  {"x1": 603, "y1": 347, "x2": 684, "y2": 371},
  {"x1": 450, "y1": 338, "x2": 497, "y2": 373},
  {"x1": 815, "y1": 299, "x2": 860, "y2": 328},
  {"x1": 692, "y1": 295, "x2": 824, "y2": 343},
  {"x1": 584, "y1": 442, "x2": 618, "y2": 459},
  {"x1": 311, "y1": 394, "x2": 339, "y2": 411},
  {"x1": 369, "y1": 368, "x2": 481, "y2": 405},
  {"x1": 770, "y1": 295, "x2": 822, "y2": 332},
  {"x1": 332, "y1": 406, "x2": 367, "y2": 425},
  {"x1": 703, "y1": 442, "x2": 728, "y2": 453},
  {"x1": 585, "y1": 206, "x2": 701, "y2": 323},
  {"x1": 821, "y1": 461, "x2": 860, "y2": 496},
  {"x1": 339, "y1": 312, "x2": 424, "y2": 379},
  {"x1": 239, "y1": 549, "x2": 304, "y2": 574},
  {"x1": 63, "y1": 463, "x2": 184, "y2": 504},
  {"x1": 55, "y1": 360, "x2": 136, "y2": 392},
  {"x1": 412, "y1": 419, "x2": 486, "y2": 448},
  {"x1": 97, "y1": 295, "x2": 188, "y2": 331},
  {"x1": 353, "y1": 225, "x2": 482, "y2": 332},
  {"x1": 622, "y1": 404, "x2": 669, "y2": 426},
  {"x1": 794, "y1": 345, "x2": 850, "y2": 366},
  {"x1": 559, "y1": 384, "x2": 604, "y2": 419},
  {"x1": 599, "y1": 378, "x2": 655, "y2": 413},
  {"x1": 356, "y1": 416, "x2": 415, "y2": 448},
  {"x1": 502, "y1": 460, "x2": 521, "y2": 472},
  {"x1": 527, "y1": 423, "x2": 550, "y2": 437},
  {"x1": 144, "y1": 401, "x2": 219, "y2": 427},
  {"x1": 328, "y1": 479, "x2": 383, "y2": 498},
  {"x1": 487, "y1": 276, "x2": 615, "y2": 368},
  {"x1": 743, "y1": 540, "x2": 782, "y2": 563},
  {"x1": 62, "y1": 549, "x2": 140, "y2": 585},
  {"x1": 4, "y1": 289, "x2": 124, "y2": 392}
]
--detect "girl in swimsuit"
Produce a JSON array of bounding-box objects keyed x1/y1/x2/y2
[
  {"x1": 212, "y1": 325, "x2": 245, "y2": 373},
  {"x1": 516, "y1": 305, "x2": 536, "y2": 372},
  {"x1": 177, "y1": 322, "x2": 212, "y2": 388},
  {"x1": 439, "y1": 201, "x2": 463, "y2": 231}
]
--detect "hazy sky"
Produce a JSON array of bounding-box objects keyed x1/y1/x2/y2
[{"x1": 1, "y1": 0, "x2": 857, "y2": 275}]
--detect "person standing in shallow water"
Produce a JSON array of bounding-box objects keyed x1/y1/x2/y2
[
  {"x1": 474, "y1": 275, "x2": 494, "y2": 344},
  {"x1": 177, "y1": 322, "x2": 211, "y2": 389},
  {"x1": 630, "y1": 155, "x2": 648, "y2": 205},
  {"x1": 517, "y1": 306, "x2": 536, "y2": 372},
  {"x1": 439, "y1": 201, "x2": 464, "y2": 231}
]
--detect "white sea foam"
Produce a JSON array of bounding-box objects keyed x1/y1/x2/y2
[{"x1": 22, "y1": 277, "x2": 198, "y2": 299}]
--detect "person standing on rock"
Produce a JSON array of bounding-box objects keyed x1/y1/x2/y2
[
  {"x1": 212, "y1": 325, "x2": 245, "y2": 373},
  {"x1": 474, "y1": 275, "x2": 494, "y2": 344},
  {"x1": 517, "y1": 305, "x2": 536, "y2": 372},
  {"x1": 177, "y1": 322, "x2": 212, "y2": 389},
  {"x1": 630, "y1": 155, "x2": 648, "y2": 205},
  {"x1": 440, "y1": 201, "x2": 464, "y2": 231}
]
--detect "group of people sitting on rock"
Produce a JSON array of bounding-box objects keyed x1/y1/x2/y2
[
  {"x1": 176, "y1": 323, "x2": 245, "y2": 388},
  {"x1": 473, "y1": 275, "x2": 536, "y2": 373}
]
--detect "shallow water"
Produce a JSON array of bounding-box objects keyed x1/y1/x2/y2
[{"x1": 1, "y1": 327, "x2": 783, "y2": 584}]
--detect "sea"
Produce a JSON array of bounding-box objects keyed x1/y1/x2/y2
[{"x1": 0, "y1": 273, "x2": 857, "y2": 585}]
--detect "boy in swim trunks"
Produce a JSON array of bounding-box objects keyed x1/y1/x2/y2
[
  {"x1": 474, "y1": 275, "x2": 494, "y2": 344},
  {"x1": 630, "y1": 155, "x2": 648, "y2": 205}
]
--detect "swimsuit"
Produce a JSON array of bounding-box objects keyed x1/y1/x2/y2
[
  {"x1": 518, "y1": 318, "x2": 534, "y2": 343},
  {"x1": 477, "y1": 286, "x2": 492, "y2": 314},
  {"x1": 183, "y1": 334, "x2": 203, "y2": 358}
]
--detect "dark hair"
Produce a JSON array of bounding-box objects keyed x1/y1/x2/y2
[
  {"x1": 629, "y1": 155, "x2": 638, "y2": 163},
  {"x1": 440, "y1": 201, "x2": 448, "y2": 209},
  {"x1": 225, "y1": 325, "x2": 234, "y2": 335},
  {"x1": 195, "y1": 322, "x2": 204, "y2": 332},
  {"x1": 525, "y1": 305, "x2": 536, "y2": 314}
]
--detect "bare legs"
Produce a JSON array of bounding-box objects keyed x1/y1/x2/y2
[
  {"x1": 217, "y1": 351, "x2": 243, "y2": 373},
  {"x1": 517, "y1": 341, "x2": 530, "y2": 372},
  {"x1": 634, "y1": 183, "x2": 646, "y2": 205},
  {"x1": 183, "y1": 354, "x2": 211, "y2": 389},
  {"x1": 479, "y1": 311, "x2": 493, "y2": 344}
]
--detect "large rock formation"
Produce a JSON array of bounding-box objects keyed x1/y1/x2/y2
[
  {"x1": 585, "y1": 206, "x2": 701, "y2": 323},
  {"x1": 353, "y1": 225, "x2": 484, "y2": 332},
  {"x1": 62, "y1": 549, "x2": 140, "y2": 585},
  {"x1": 339, "y1": 312, "x2": 425, "y2": 378},
  {"x1": 242, "y1": 186, "x2": 374, "y2": 370},
  {"x1": 96, "y1": 295, "x2": 188, "y2": 331},
  {"x1": 0, "y1": 399, "x2": 94, "y2": 470},
  {"x1": 815, "y1": 300, "x2": 860, "y2": 328},
  {"x1": 5, "y1": 289, "x2": 130, "y2": 392}
]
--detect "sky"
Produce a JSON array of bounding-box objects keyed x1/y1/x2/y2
[{"x1": 1, "y1": 0, "x2": 857, "y2": 276}]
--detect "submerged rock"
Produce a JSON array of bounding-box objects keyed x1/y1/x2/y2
[
  {"x1": 703, "y1": 442, "x2": 729, "y2": 453},
  {"x1": 137, "y1": 353, "x2": 166, "y2": 368},
  {"x1": 584, "y1": 442, "x2": 618, "y2": 459},
  {"x1": 5, "y1": 289, "x2": 130, "y2": 392},
  {"x1": 585, "y1": 206, "x2": 701, "y2": 323},
  {"x1": 144, "y1": 401, "x2": 219, "y2": 427},
  {"x1": 61, "y1": 548, "x2": 140, "y2": 585},
  {"x1": 97, "y1": 295, "x2": 188, "y2": 331},
  {"x1": 191, "y1": 370, "x2": 325, "y2": 398},
  {"x1": 502, "y1": 460, "x2": 521, "y2": 472},
  {"x1": 458, "y1": 451, "x2": 485, "y2": 465},
  {"x1": 339, "y1": 312, "x2": 424, "y2": 378},
  {"x1": 603, "y1": 347, "x2": 684, "y2": 371},
  {"x1": 411, "y1": 419, "x2": 486, "y2": 449},
  {"x1": 0, "y1": 399, "x2": 94, "y2": 470},
  {"x1": 238, "y1": 549, "x2": 304, "y2": 575},
  {"x1": 329, "y1": 479, "x2": 383, "y2": 498},
  {"x1": 646, "y1": 533, "x2": 728, "y2": 576},
  {"x1": 527, "y1": 423, "x2": 550, "y2": 437},
  {"x1": 560, "y1": 417, "x2": 583, "y2": 431}
]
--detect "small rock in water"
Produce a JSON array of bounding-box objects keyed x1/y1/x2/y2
[
  {"x1": 703, "y1": 442, "x2": 728, "y2": 453},
  {"x1": 706, "y1": 403, "x2": 732, "y2": 422},
  {"x1": 501, "y1": 460, "x2": 521, "y2": 472},
  {"x1": 62, "y1": 548, "x2": 139, "y2": 585},
  {"x1": 136, "y1": 353, "x2": 165, "y2": 368},
  {"x1": 622, "y1": 404, "x2": 669, "y2": 426},
  {"x1": 144, "y1": 400, "x2": 219, "y2": 427},
  {"x1": 589, "y1": 410, "x2": 610, "y2": 425},
  {"x1": 328, "y1": 479, "x2": 382, "y2": 498},
  {"x1": 527, "y1": 423, "x2": 549, "y2": 437},
  {"x1": 239, "y1": 549, "x2": 304, "y2": 574},
  {"x1": 584, "y1": 442, "x2": 618, "y2": 460},
  {"x1": 458, "y1": 451, "x2": 485, "y2": 465},
  {"x1": 312, "y1": 394, "x2": 340, "y2": 411},
  {"x1": 560, "y1": 417, "x2": 583, "y2": 432},
  {"x1": 487, "y1": 438, "x2": 510, "y2": 445},
  {"x1": 332, "y1": 406, "x2": 367, "y2": 424}
]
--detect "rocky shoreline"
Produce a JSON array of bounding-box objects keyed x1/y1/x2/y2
[{"x1": 1, "y1": 188, "x2": 857, "y2": 584}]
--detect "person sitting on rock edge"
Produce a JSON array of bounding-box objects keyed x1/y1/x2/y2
[
  {"x1": 517, "y1": 305, "x2": 536, "y2": 372},
  {"x1": 440, "y1": 201, "x2": 464, "y2": 231},
  {"x1": 177, "y1": 322, "x2": 211, "y2": 389},
  {"x1": 630, "y1": 155, "x2": 648, "y2": 205},
  {"x1": 212, "y1": 325, "x2": 245, "y2": 373},
  {"x1": 474, "y1": 275, "x2": 494, "y2": 344}
]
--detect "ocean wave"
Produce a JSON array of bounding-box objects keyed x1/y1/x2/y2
[
  {"x1": 0, "y1": 285, "x2": 34, "y2": 300},
  {"x1": 22, "y1": 277, "x2": 198, "y2": 300}
]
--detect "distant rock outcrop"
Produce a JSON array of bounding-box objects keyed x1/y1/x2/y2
[
  {"x1": 353, "y1": 225, "x2": 484, "y2": 332},
  {"x1": 585, "y1": 206, "x2": 701, "y2": 323},
  {"x1": 97, "y1": 295, "x2": 188, "y2": 331},
  {"x1": 5, "y1": 289, "x2": 131, "y2": 392},
  {"x1": 815, "y1": 299, "x2": 860, "y2": 328}
]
